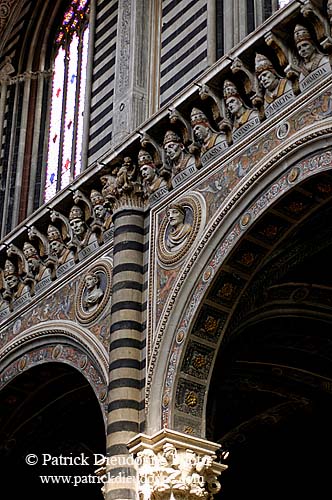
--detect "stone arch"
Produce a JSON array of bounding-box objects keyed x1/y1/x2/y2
[
  {"x1": 0, "y1": 355, "x2": 106, "y2": 499},
  {"x1": 0, "y1": 320, "x2": 108, "y2": 416},
  {"x1": 146, "y1": 123, "x2": 332, "y2": 434}
]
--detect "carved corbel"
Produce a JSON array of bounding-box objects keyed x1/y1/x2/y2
[
  {"x1": 231, "y1": 57, "x2": 265, "y2": 121},
  {"x1": 197, "y1": 83, "x2": 232, "y2": 144},
  {"x1": 27, "y1": 226, "x2": 48, "y2": 257},
  {"x1": 264, "y1": 31, "x2": 300, "y2": 95},
  {"x1": 139, "y1": 131, "x2": 170, "y2": 181},
  {"x1": 49, "y1": 209, "x2": 79, "y2": 262},
  {"x1": 139, "y1": 132, "x2": 163, "y2": 167},
  {"x1": 230, "y1": 57, "x2": 255, "y2": 96},
  {"x1": 168, "y1": 108, "x2": 201, "y2": 168},
  {"x1": 169, "y1": 108, "x2": 193, "y2": 147},
  {"x1": 230, "y1": 57, "x2": 265, "y2": 120},
  {"x1": 72, "y1": 189, "x2": 93, "y2": 223},
  {"x1": 301, "y1": 0, "x2": 332, "y2": 52},
  {"x1": 27, "y1": 225, "x2": 56, "y2": 280}
]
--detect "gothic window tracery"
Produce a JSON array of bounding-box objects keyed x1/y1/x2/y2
[{"x1": 45, "y1": 0, "x2": 90, "y2": 202}]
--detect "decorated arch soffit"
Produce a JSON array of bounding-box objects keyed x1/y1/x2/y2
[
  {"x1": 0, "y1": 321, "x2": 109, "y2": 423},
  {"x1": 146, "y1": 79, "x2": 332, "y2": 436}
]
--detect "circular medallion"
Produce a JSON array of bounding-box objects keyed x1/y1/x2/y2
[
  {"x1": 288, "y1": 167, "x2": 300, "y2": 184},
  {"x1": 176, "y1": 330, "x2": 185, "y2": 344},
  {"x1": 18, "y1": 355, "x2": 28, "y2": 372},
  {"x1": 79, "y1": 355, "x2": 88, "y2": 370},
  {"x1": 276, "y1": 121, "x2": 290, "y2": 139},
  {"x1": 157, "y1": 193, "x2": 205, "y2": 267},
  {"x1": 75, "y1": 261, "x2": 112, "y2": 324},
  {"x1": 240, "y1": 212, "x2": 251, "y2": 228},
  {"x1": 52, "y1": 344, "x2": 63, "y2": 359},
  {"x1": 203, "y1": 266, "x2": 214, "y2": 283},
  {"x1": 163, "y1": 393, "x2": 170, "y2": 407}
]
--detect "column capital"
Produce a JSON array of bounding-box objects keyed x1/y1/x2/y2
[{"x1": 128, "y1": 429, "x2": 228, "y2": 500}]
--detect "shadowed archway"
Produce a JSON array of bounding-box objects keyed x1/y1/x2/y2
[
  {"x1": 0, "y1": 363, "x2": 105, "y2": 499},
  {"x1": 207, "y1": 178, "x2": 332, "y2": 498}
]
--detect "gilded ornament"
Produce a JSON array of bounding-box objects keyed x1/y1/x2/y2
[
  {"x1": 287, "y1": 167, "x2": 299, "y2": 183},
  {"x1": 240, "y1": 213, "x2": 251, "y2": 226},
  {"x1": 317, "y1": 182, "x2": 332, "y2": 193},
  {"x1": 239, "y1": 252, "x2": 255, "y2": 267},
  {"x1": 163, "y1": 393, "x2": 170, "y2": 407},
  {"x1": 260, "y1": 224, "x2": 279, "y2": 239},
  {"x1": 18, "y1": 355, "x2": 27, "y2": 371},
  {"x1": 288, "y1": 201, "x2": 304, "y2": 213},
  {"x1": 217, "y1": 282, "x2": 235, "y2": 299},
  {"x1": 185, "y1": 391, "x2": 198, "y2": 407},
  {"x1": 203, "y1": 266, "x2": 214, "y2": 282},
  {"x1": 99, "y1": 389, "x2": 107, "y2": 402},
  {"x1": 176, "y1": 330, "x2": 185, "y2": 343},
  {"x1": 204, "y1": 316, "x2": 218, "y2": 334},
  {"x1": 192, "y1": 354, "x2": 206, "y2": 370}
]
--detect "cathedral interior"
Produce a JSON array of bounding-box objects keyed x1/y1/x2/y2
[{"x1": 1, "y1": 0, "x2": 332, "y2": 499}]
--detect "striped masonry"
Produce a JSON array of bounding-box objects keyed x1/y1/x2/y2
[
  {"x1": 88, "y1": 0, "x2": 118, "y2": 165},
  {"x1": 160, "y1": 0, "x2": 208, "y2": 106},
  {"x1": 106, "y1": 208, "x2": 145, "y2": 500}
]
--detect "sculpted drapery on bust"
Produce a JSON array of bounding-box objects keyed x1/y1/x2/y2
[
  {"x1": 223, "y1": 79, "x2": 259, "y2": 132},
  {"x1": 165, "y1": 203, "x2": 192, "y2": 252},
  {"x1": 190, "y1": 107, "x2": 226, "y2": 155},
  {"x1": 138, "y1": 149, "x2": 170, "y2": 196},
  {"x1": 293, "y1": 24, "x2": 331, "y2": 81},
  {"x1": 83, "y1": 272, "x2": 104, "y2": 310},
  {"x1": 162, "y1": 130, "x2": 196, "y2": 179},
  {"x1": 255, "y1": 53, "x2": 293, "y2": 104}
]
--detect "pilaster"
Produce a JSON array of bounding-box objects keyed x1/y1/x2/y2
[{"x1": 112, "y1": 0, "x2": 152, "y2": 146}]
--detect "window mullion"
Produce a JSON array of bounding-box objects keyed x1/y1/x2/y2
[
  {"x1": 57, "y1": 45, "x2": 70, "y2": 192},
  {"x1": 70, "y1": 32, "x2": 84, "y2": 182}
]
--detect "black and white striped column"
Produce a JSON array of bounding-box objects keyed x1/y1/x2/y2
[{"x1": 105, "y1": 205, "x2": 145, "y2": 500}]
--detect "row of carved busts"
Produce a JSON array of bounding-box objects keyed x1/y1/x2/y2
[
  {"x1": 1, "y1": 3, "x2": 332, "y2": 309},
  {"x1": 0, "y1": 188, "x2": 115, "y2": 308},
  {"x1": 0, "y1": 177, "x2": 197, "y2": 307},
  {"x1": 105, "y1": 5, "x2": 332, "y2": 199}
]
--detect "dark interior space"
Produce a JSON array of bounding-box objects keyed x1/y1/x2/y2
[
  {"x1": 0, "y1": 363, "x2": 105, "y2": 499},
  {"x1": 206, "y1": 177, "x2": 332, "y2": 499}
]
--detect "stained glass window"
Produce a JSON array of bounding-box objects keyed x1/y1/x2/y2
[{"x1": 44, "y1": 0, "x2": 90, "y2": 202}]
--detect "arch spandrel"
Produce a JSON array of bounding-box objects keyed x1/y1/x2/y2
[
  {"x1": 146, "y1": 126, "x2": 332, "y2": 436},
  {"x1": 149, "y1": 82, "x2": 332, "y2": 344}
]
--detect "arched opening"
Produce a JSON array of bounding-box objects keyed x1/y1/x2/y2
[
  {"x1": 206, "y1": 173, "x2": 332, "y2": 498},
  {"x1": 0, "y1": 362, "x2": 105, "y2": 499}
]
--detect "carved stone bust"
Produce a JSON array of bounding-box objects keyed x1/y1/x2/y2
[
  {"x1": 82, "y1": 272, "x2": 104, "y2": 310},
  {"x1": 190, "y1": 107, "x2": 225, "y2": 155},
  {"x1": 163, "y1": 130, "x2": 196, "y2": 180},
  {"x1": 293, "y1": 24, "x2": 331, "y2": 87},
  {"x1": 165, "y1": 203, "x2": 192, "y2": 252}
]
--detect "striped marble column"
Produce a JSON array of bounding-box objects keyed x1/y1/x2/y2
[{"x1": 105, "y1": 200, "x2": 145, "y2": 500}]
